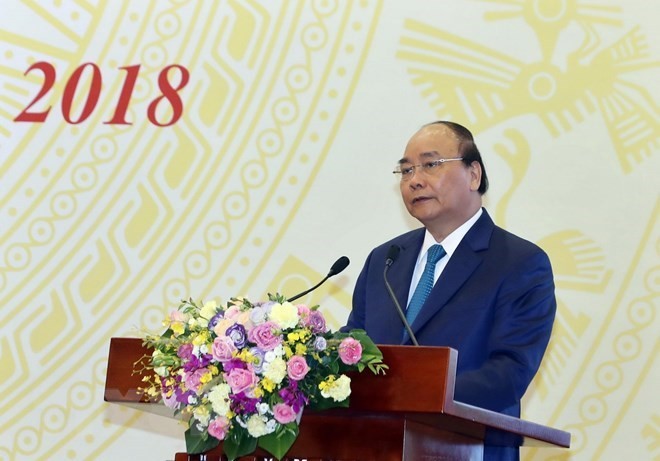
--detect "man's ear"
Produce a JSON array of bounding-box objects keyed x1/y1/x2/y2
[{"x1": 469, "y1": 161, "x2": 482, "y2": 191}]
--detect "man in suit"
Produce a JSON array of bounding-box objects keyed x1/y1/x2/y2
[{"x1": 344, "y1": 121, "x2": 556, "y2": 461}]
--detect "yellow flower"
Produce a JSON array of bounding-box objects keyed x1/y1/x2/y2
[
  {"x1": 200, "y1": 370, "x2": 213, "y2": 385},
  {"x1": 298, "y1": 329, "x2": 310, "y2": 342},
  {"x1": 295, "y1": 343, "x2": 307, "y2": 355},
  {"x1": 237, "y1": 349, "x2": 254, "y2": 363},
  {"x1": 171, "y1": 322, "x2": 185, "y2": 336},
  {"x1": 287, "y1": 332, "x2": 300, "y2": 342},
  {"x1": 318, "y1": 375, "x2": 335, "y2": 392},
  {"x1": 261, "y1": 377, "x2": 276, "y2": 392},
  {"x1": 192, "y1": 330, "x2": 210, "y2": 346}
]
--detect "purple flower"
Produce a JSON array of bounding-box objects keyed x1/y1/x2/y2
[
  {"x1": 160, "y1": 376, "x2": 181, "y2": 409},
  {"x1": 249, "y1": 305, "x2": 268, "y2": 325},
  {"x1": 223, "y1": 357, "x2": 248, "y2": 373},
  {"x1": 208, "y1": 312, "x2": 224, "y2": 330},
  {"x1": 305, "y1": 310, "x2": 327, "y2": 334},
  {"x1": 183, "y1": 354, "x2": 202, "y2": 372},
  {"x1": 313, "y1": 336, "x2": 327, "y2": 351},
  {"x1": 225, "y1": 323, "x2": 248, "y2": 348},
  {"x1": 249, "y1": 347, "x2": 266, "y2": 374},
  {"x1": 279, "y1": 382, "x2": 308, "y2": 413},
  {"x1": 162, "y1": 390, "x2": 179, "y2": 409},
  {"x1": 230, "y1": 392, "x2": 259, "y2": 415},
  {"x1": 175, "y1": 388, "x2": 196, "y2": 405},
  {"x1": 177, "y1": 343, "x2": 194, "y2": 360},
  {"x1": 182, "y1": 352, "x2": 213, "y2": 372},
  {"x1": 199, "y1": 353, "x2": 213, "y2": 368}
]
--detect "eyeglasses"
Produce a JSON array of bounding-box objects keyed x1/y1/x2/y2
[{"x1": 393, "y1": 157, "x2": 464, "y2": 180}]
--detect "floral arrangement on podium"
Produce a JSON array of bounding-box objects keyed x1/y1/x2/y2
[{"x1": 140, "y1": 293, "x2": 387, "y2": 461}]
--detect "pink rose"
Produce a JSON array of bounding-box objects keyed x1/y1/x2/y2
[
  {"x1": 184, "y1": 368, "x2": 207, "y2": 393},
  {"x1": 338, "y1": 337, "x2": 362, "y2": 365},
  {"x1": 212, "y1": 336, "x2": 237, "y2": 362},
  {"x1": 248, "y1": 321, "x2": 282, "y2": 350},
  {"x1": 170, "y1": 310, "x2": 187, "y2": 322},
  {"x1": 224, "y1": 305, "x2": 240, "y2": 320},
  {"x1": 208, "y1": 416, "x2": 230, "y2": 440},
  {"x1": 273, "y1": 403, "x2": 297, "y2": 424},
  {"x1": 225, "y1": 368, "x2": 259, "y2": 394},
  {"x1": 287, "y1": 355, "x2": 310, "y2": 381},
  {"x1": 297, "y1": 304, "x2": 311, "y2": 318}
]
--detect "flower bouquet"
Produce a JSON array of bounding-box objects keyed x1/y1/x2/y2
[{"x1": 139, "y1": 293, "x2": 387, "y2": 461}]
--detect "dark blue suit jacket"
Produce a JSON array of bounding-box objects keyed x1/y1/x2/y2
[{"x1": 344, "y1": 210, "x2": 556, "y2": 460}]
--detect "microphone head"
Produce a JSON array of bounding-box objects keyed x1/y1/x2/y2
[
  {"x1": 328, "y1": 256, "x2": 350, "y2": 276},
  {"x1": 386, "y1": 245, "x2": 401, "y2": 265}
]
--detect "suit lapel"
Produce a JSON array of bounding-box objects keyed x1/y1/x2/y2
[
  {"x1": 390, "y1": 230, "x2": 424, "y2": 308},
  {"x1": 410, "y1": 211, "x2": 495, "y2": 334},
  {"x1": 378, "y1": 230, "x2": 423, "y2": 344}
]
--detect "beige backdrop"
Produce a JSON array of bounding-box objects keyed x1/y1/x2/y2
[{"x1": 1, "y1": 1, "x2": 658, "y2": 460}]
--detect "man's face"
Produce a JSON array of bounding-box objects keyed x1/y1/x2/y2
[{"x1": 398, "y1": 125, "x2": 481, "y2": 237}]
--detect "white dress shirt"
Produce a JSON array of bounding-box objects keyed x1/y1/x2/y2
[{"x1": 406, "y1": 208, "x2": 483, "y2": 306}]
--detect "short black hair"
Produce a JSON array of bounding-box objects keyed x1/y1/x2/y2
[{"x1": 425, "y1": 121, "x2": 489, "y2": 195}]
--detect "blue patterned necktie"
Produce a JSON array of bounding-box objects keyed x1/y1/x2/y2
[{"x1": 404, "y1": 244, "x2": 446, "y2": 336}]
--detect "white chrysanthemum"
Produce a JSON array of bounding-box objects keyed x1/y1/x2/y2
[
  {"x1": 269, "y1": 302, "x2": 299, "y2": 329},
  {"x1": 263, "y1": 357, "x2": 287, "y2": 384},
  {"x1": 257, "y1": 402, "x2": 270, "y2": 415},
  {"x1": 264, "y1": 350, "x2": 276, "y2": 363},
  {"x1": 200, "y1": 300, "x2": 218, "y2": 320},
  {"x1": 265, "y1": 418, "x2": 277, "y2": 433},
  {"x1": 321, "y1": 374, "x2": 351, "y2": 402},
  {"x1": 246, "y1": 414, "x2": 274, "y2": 438},
  {"x1": 208, "y1": 383, "x2": 231, "y2": 416}
]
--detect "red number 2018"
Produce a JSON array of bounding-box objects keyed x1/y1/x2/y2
[{"x1": 14, "y1": 62, "x2": 189, "y2": 126}]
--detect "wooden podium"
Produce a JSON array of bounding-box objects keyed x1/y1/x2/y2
[{"x1": 105, "y1": 337, "x2": 569, "y2": 461}]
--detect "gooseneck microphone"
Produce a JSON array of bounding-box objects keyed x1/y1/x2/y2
[
  {"x1": 383, "y1": 245, "x2": 419, "y2": 346},
  {"x1": 287, "y1": 256, "x2": 350, "y2": 302}
]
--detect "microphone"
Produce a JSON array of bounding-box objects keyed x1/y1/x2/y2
[
  {"x1": 287, "y1": 256, "x2": 350, "y2": 302},
  {"x1": 383, "y1": 245, "x2": 419, "y2": 346}
]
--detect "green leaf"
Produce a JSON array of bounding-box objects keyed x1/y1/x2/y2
[
  {"x1": 224, "y1": 428, "x2": 258, "y2": 461},
  {"x1": 258, "y1": 424, "x2": 299, "y2": 460},
  {"x1": 308, "y1": 395, "x2": 350, "y2": 411},
  {"x1": 184, "y1": 426, "x2": 220, "y2": 454}
]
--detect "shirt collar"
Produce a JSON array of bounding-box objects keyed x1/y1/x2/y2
[{"x1": 420, "y1": 208, "x2": 483, "y2": 259}]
